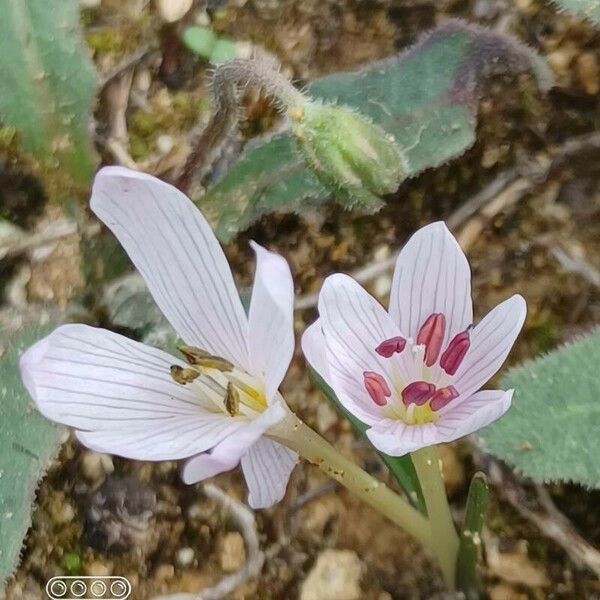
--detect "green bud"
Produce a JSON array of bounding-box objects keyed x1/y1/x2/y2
[{"x1": 291, "y1": 101, "x2": 408, "y2": 211}]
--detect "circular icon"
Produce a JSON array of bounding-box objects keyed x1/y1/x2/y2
[
  {"x1": 49, "y1": 580, "x2": 68, "y2": 597},
  {"x1": 70, "y1": 580, "x2": 87, "y2": 597},
  {"x1": 90, "y1": 580, "x2": 107, "y2": 597},
  {"x1": 111, "y1": 580, "x2": 128, "y2": 598}
]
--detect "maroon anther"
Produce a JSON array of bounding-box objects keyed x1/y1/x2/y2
[
  {"x1": 401, "y1": 381, "x2": 436, "y2": 406},
  {"x1": 429, "y1": 385, "x2": 459, "y2": 411},
  {"x1": 363, "y1": 371, "x2": 391, "y2": 406},
  {"x1": 440, "y1": 329, "x2": 471, "y2": 375},
  {"x1": 375, "y1": 336, "x2": 407, "y2": 358},
  {"x1": 417, "y1": 313, "x2": 446, "y2": 367}
]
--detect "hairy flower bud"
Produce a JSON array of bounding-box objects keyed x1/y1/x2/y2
[{"x1": 291, "y1": 101, "x2": 408, "y2": 211}]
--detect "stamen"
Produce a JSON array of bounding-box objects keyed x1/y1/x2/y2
[
  {"x1": 375, "y1": 336, "x2": 407, "y2": 358},
  {"x1": 170, "y1": 365, "x2": 200, "y2": 385},
  {"x1": 225, "y1": 382, "x2": 241, "y2": 416},
  {"x1": 416, "y1": 313, "x2": 446, "y2": 367},
  {"x1": 363, "y1": 371, "x2": 391, "y2": 406},
  {"x1": 429, "y1": 385, "x2": 459, "y2": 411},
  {"x1": 440, "y1": 329, "x2": 470, "y2": 375},
  {"x1": 179, "y1": 345, "x2": 234, "y2": 372},
  {"x1": 401, "y1": 381, "x2": 436, "y2": 406}
]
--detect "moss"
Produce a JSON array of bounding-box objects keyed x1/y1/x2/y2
[{"x1": 128, "y1": 91, "x2": 209, "y2": 161}]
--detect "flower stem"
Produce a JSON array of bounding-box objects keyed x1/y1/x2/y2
[
  {"x1": 176, "y1": 58, "x2": 307, "y2": 192},
  {"x1": 411, "y1": 445, "x2": 460, "y2": 589},
  {"x1": 270, "y1": 413, "x2": 433, "y2": 552}
]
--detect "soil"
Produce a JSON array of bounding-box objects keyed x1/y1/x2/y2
[{"x1": 3, "y1": 0, "x2": 600, "y2": 599}]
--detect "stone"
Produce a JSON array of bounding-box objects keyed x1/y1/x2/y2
[
  {"x1": 218, "y1": 532, "x2": 246, "y2": 572},
  {"x1": 176, "y1": 547, "x2": 195, "y2": 568},
  {"x1": 300, "y1": 549, "x2": 363, "y2": 600},
  {"x1": 154, "y1": 0, "x2": 193, "y2": 22},
  {"x1": 80, "y1": 451, "x2": 114, "y2": 484}
]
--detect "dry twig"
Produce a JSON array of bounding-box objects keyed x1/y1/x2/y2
[
  {"x1": 485, "y1": 457, "x2": 600, "y2": 579},
  {"x1": 0, "y1": 219, "x2": 100, "y2": 261}
]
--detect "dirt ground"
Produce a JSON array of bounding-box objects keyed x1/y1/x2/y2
[{"x1": 3, "y1": 0, "x2": 600, "y2": 598}]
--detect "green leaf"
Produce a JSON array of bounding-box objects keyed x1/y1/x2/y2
[
  {"x1": 478, "y1": 329, "x2": 600, "y2": 488},
  {"x1": 309, "y1": 367, "x2": 426, "y2": 513},
  {"x1": 182, "y1": 25, "x2": 218, "y2": 59},
  {"x1": 0, "y1": 309, "x2": 66, "y2": 587},
  {"x1": 101, "y1": 273, "x2": 180, "y2": 353},
  {"x1": 456, "y1": 472, "x2": 489, "y2": 600},
  {"x1": 547, "y1": 0, "x2": 600, "y2": 24},
  {"x1": 199, "y1": 20, "x2": 552, "y2": 241},
  {"x1": 0, "y1": 0, "x2": 97, "y2": 183}
]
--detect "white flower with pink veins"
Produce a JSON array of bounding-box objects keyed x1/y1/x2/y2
[
  {"x1": 19, "y1": 167, "x2": 298, "y2": 509},
  {"x1": 302, "y1": 222, "x2": 527, "y2": 456}
]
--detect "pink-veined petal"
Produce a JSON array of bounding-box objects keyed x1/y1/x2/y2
[
  {"x1": 301, "y1": 319, "x2": 331, "y2": 385},
  {"x1": 452, "y1": 295, "x2": 526, "y2": 399},
  {"x1": 248, "y1": 242, "x2": 295, "y2": 402},
  {"x1": 90, "y1": 166, "x2": 250, "y2": 371},
  {"x1": 389, "y1": 222, "x2": 472, "y2": 347},
  {"x1": 181, "y1": 401, "x2": 287, "y2": 484},
  {"x1": 19, "y1": 324, "x2": 239, "y2": 460},
  {"x1": 365, "y1": 389, "x2": 512, "y2": 455},
  {"x1": 241, "y1": 439, "x2": 298, "y2": 509},
  {"x1": 435, "y1": 389, "x2": 513, "y2": 442},
  {"x1": 366, "y1": 419, "x2": 439, "y2": 456},
  {"x1": 318, "y1": 274, "x2": 408, "y2": 425}
]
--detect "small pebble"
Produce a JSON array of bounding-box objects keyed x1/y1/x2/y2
[
  {"x1": 59, "y1": 502, "x2": 76, "y2": 524},
  {"x1": 218, "y1": 532, "x2": 246, "y2": 572},
  {"x1": 156, "y1": 134, "x2": 175, "y2": 155},
  {"x1": 85, "y1": 561, "x2": 112, "y2": 577},
  {"x1": 176, "y1": 547, "x2": 195, "y2": 568},
  {"x1": 300, "y1": 549, "x2": 363, "y2": 600},
  {"x1": 155, "y1": 0, "x2": 193, "y2": 22},
  {"x1": 155, "y1": 564, "x2": 175, "y2": 581},
  {"x1": 81, "y1": 451, "x2": 114, "y2": 484}
]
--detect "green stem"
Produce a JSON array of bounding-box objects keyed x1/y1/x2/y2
[
  {"x1": 270, "y1": 413, "x2": 433, "y2": 552},
  {"x1": 411, "y1": 445, "x2": 460, "y2": 589}
]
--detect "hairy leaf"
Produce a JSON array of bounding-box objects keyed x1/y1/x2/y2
[
  {"x1": 478, "y1": 329, "x2": 600, "y2": 488},
  {"x1": 0, "y1": 309, "x2": 66, "y2": 586},
  {"x1": 548, "y1": 0, "x2": 600, "y2": 24},
  {"x1": 0, "y1": 0, "x2": 97, "y2": 183},
  {"x1": 200, "y1": 19, "x2": 552, "y2": 241}
]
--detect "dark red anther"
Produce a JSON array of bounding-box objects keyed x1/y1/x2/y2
[
  {"x1": 401, "y1": 381, "x2": 436, "y2": 406},
  {"x1": 429, "y1": 385, "x2": 459, "y2": 411},
  {"x1": 375, "y1": 336, "x2": 407, "y2": 358},
  {"x1": 440, "y1": 329, "x2": 471, "y2": 375},
  {"x1": 363, "y1": 371, "x2": 391, "y2": 406},
  {"x1": 417, "y1": 313, "x2": 446, "y2": 367}
]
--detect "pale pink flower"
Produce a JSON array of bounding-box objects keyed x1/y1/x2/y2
[
  {"x1": 302, "y1": 222, "x2": 526, "y2": 456},
  {"x1": 20, "y1": 167, "x2": 297, "y2": 508}
]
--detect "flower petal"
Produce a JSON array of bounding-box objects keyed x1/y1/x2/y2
[
  {"x1": 366, "y1": 419, "x2": 440, "y2": 456},
  {"x1": 241, "y1": 439, "x2": 298, "y2": 509},
  {"x1": 248, "y1": 242, "x2": 295, "y2": 401},
  {"x1": 453, "y1": 295, "x2": 526, "y2": 398},
  {"x1": 301, "y1": 319, "x2": 331, "y2": 385},
  {"x1": 90, "y1": 166, "x2": 249, "y2": 371},
  {"x1": 181, "y1": 401, "x2": 287, "y2": 484},
  {"x1": 318, "y1": 273, "x2": 406, "y2": 424},
  {"x1": 389, "y1": 222, "x2": 472, "y2": 346},
  {"x1": 19, "y1": 324, "x2": 240, "y2": 460},
  {"x1": 365, "y1": 389, "x2": 512, "y2": 455},
  {"x1": 435, "y1": 389, "x2": 513, "y2": 442}
]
